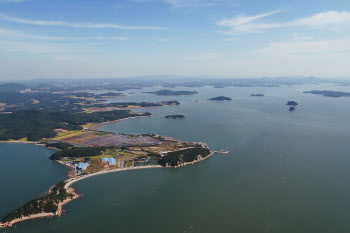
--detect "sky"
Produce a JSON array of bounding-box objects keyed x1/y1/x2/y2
[{"x1": 0, "y1": 0, "x2": 350, "y2": 80}]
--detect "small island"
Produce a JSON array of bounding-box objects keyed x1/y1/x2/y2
[
  {"x1": 286, "y1": 101, "x2": 298, "y2": 106},
  {"x1": 208, "y1": 96, "x2": 232, "y2": 101},
  {"x1": 165, "y1": 115, "x2": 186, "y2": 119},
  {"x1": 144, "y1": 89, "x2": 198, "y2": 96},
  {"x1": 286, "y1": 101, "x2": 298, "y2": 112},
  {"x1": 251, "y1": 94, "x2": 264, "y2": 97}
]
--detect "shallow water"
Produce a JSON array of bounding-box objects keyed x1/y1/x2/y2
[
  {"x1": 3, "y1": 84, "x2": 350, "y2": 233},
  {"x1": 0, "y1": 143, "x2": 69, "y2": 218}
]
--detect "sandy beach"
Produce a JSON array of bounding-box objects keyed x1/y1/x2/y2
[
  {"x1": 0, "y1": 150, "x2": 216, "y2": 228},
  {"x1": 0, "y1": 112, "x2": 215, "y2": 228},
  {"x1": 0, "y1": 164, "x2": 163, "y2": 228}
]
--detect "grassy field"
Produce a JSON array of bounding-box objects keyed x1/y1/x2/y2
[
  {"x1": 53, "y1": 130, "x2": 86, "y2": 140},
  {"x1": 90, "y1": 154, "x2": 113, "y2": 159},
  {"x1": 8, "y1": 137, "x2": 28, "y2": 142}
]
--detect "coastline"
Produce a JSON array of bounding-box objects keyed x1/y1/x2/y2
[
  {"x1": 0, "y1": 113, "x2": 216, "y2": 228},
  {"x1": 0, "y1": 141, "x2": 41, "y2": 144},
  {"x1": 0, "y1": 165, "x2": 163, "y2": 228},
  {"x1": 87, "y1": 114, "x2": 153, "y2": 131},
  {"x1": 173, "y1": 151, "x2": 215, "y2": 167},
  {"x1": 0, "y1": 150, "x2": 215, "y2": 228}
]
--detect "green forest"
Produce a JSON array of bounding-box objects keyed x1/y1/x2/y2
[
  {"x1": 49, "y1": 146, "x2": 110, "y2": 160},
  {"x1": 0, "y1": 110, "x2": 148, "y2": 141},
  {"x1": 1, "y1": 181, "x2": 72, "y2": 223},
  {"x1": 158, "y1": 147, "x2": 211, "y2": 167}
]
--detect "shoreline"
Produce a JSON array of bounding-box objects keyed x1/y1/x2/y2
[
  {"x1": 0, "y1": 112, "x2": 216, "y2": 228},
  {"x1": 0, "y1": 165, "x2": 163, "y2": 228},
  {"x1": 87, "y1": 114, "x2": 153, "y2": 131},
  {"x1": 0, "y1": 150, "x2": 215, "y2": 228},
  {"x1": 0, "y1": 141, "x2": 41, "y2": 144}
]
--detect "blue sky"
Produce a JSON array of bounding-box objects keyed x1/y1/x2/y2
[{"x1": 0, "y1": 0, "x2": 350, "y2": 80}]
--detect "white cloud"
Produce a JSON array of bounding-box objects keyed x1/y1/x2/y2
[
  {"x1": 289, "y1": 11, "x2": 350, "y2": 28},
  {"x1": 0, "y1": 13, "x2": 165, "y2": 30},
  {"x1": 156, "y1": 38, "x2": 170, "y2": 42},
  {"x1": 94, "y1": 36, "x2": 128, "y2": 40},
  {"x1": 184, "y1": 52, "x2": 218, "y2": 61},
  {"x1": 0, "y1": 27, "x2": 63, "y2": 40},
  {"x1": 257, "y1": 38, "x2": 350, "y2": 55},
  {"x1": 218, "y1": 10, "x2": 350, "y2": 35},
  {"x1": 223, "y1": 37, "x2": 239, "y2": 42},
  {"x1": 0, "y1": 0, "x2": 25, "y2": 3},
  {"x1": 164, "y1": 0, "x2": 236, "y2": 9},
  {"x1": 0, "y1": 40, "x2": 74, "y2": 54}
]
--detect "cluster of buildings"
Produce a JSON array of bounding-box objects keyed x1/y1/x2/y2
[
  {"x1": 76, "y1": 162, "x2": 89, "y2": 170},
  {"x1": 101, "y1": 157, "x2": 116, "y2": 165},
  {"x1": 19, "y1": 88, "x2": 32, "y2": 93}
]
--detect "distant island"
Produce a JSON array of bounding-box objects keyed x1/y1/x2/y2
[
  {"x1": 94, "y1": 92, "x2": 125, "y2": 98},
  {"x1": 251, "y1": 94, "x2": 264, "y2": 97},
  {"x1": 209, "y1": 96, "x2": 232, "y2": 101},
  {"x1": 144, "y1": 89, "x2": 198, "y2": 96},
  {"x1": 303, "y1": 90, "x2": 350, "y2": 98},
  {"x1": 165, "y1": 115, "x2": 186, "y2": 119},
  {"x1": 286, "y1": 101, "x2": 298, "y2": 106},
  {"x1": 286, "y1": 101, "x2": 298, "y2": 112}
]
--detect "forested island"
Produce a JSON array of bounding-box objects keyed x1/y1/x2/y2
[
  {"x1": 251, "y1": 94, "x2": 264, "y2": 96},
  {"x1": 286, "y1": 101, "x2": 298, "y2": 112},
  {"x1": 165, "y1": 115, "x2": 186, "y2": 119},
  {"x1": 144, "y1": 89, "x2": 198, "y2": 96},
  {"x1": 209, "y1": 96, "x2": 232, "y2": 101},
  {"x1": 303, "y1": 90, "x2": 350, "y2": 97},
  {"x1": 286, "y1": 101, "x2": 298, "y2": 106}
]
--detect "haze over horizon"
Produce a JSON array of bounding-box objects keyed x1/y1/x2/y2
[{"x1": 0, "y1": 0, "x2": 350, "y2": 80}]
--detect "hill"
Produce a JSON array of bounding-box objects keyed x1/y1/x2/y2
[{"x1": 0, "y1": 83, "x2": 28, "y2": 93}]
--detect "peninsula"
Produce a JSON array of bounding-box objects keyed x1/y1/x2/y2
[
  {"x1": 303, "y1": 90, "x2": 350, "y2": 97},
  {"x1": 0, "y1": 113, "x2": 213, "y2": 228}
]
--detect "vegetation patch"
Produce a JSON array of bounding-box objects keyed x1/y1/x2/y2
[
  {"x1": 1, "y1": 181, "x2": 72, "y2": 223},
  {"x1": 158, "y1": 147, "x2": 211, "y2": 167}
]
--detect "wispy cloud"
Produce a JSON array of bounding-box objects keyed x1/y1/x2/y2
[
  {"x1": 0, "y1": 27, "x2": 130, "y2": 42},
  {"x1": 94, "y1": 36, "x2": 128, "y2": 40},
  {"x1": 130, "y1": 0, "x2": 237, "y2": 8},
  {"x1": 0, "y1": 27, "x2": 63, "y2": 40},
  {"x1": 0, "y1": 40, "x2": 74, "y2": 54},
  {"x1": 184, "y1": 52, "x2": 218, "y2": 61},
  {"x1": 0, "y1": 0, "x2": 25, "y2": 3},
  {"x1": 257, "y1": 38, "x2": 350, "y2": 55},
  {"x1": 0, "y1": 13, "x2": 166, "y2": 30},
  {"x1": 165, "y1": 0, "x2": 210, "y2": 8},
  {"x1": 218, "y1": 10, "x2": 350, "y2": 35}
]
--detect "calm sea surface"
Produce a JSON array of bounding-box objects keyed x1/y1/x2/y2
[{"x1": 2, "y1": 84, "x2": 350, "y2": 233}]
